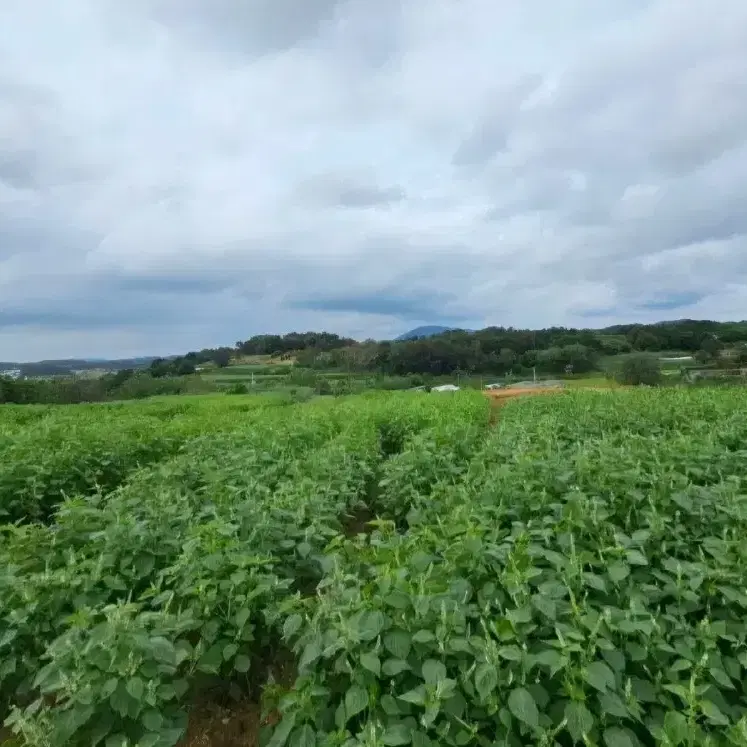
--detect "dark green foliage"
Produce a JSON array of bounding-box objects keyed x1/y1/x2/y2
[
  {"x1": 615, "y1": 354, "x2": 663, "y2": 386},
  {"x1": 5, "y1": 389, "x2": 747, "y2": 746},
  {"x1": 0, "y1": 393, "x2": 481, "y2": 746},
  {"x1": 277, "y1": 389, "x2": 747, "y2": 746},
  {"x1": 0, "y1": 371, "x2": 217, "y2": 406}
]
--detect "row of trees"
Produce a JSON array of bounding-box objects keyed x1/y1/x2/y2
[
  {"x1": 6, "y1": 319, "x2": 747, "y2": 405},
  {"x1": 293, "y1": 320, "x2": 747, "y2": 377},
  {"x1": 0, "y1": 370, "x2": 215, "y2": 405},
  {"x1": 137, "y1": 320, "x2": 747, "y2": 381},
  {"x1": 235, "y1": 331, "x2": 355, "y2": 357},
  {"x1": 147, "y1": 332, "x2": 358, "y2": 377}
]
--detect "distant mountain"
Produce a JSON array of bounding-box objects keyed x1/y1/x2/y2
[{"x1": 396, "y1": 326, "x2": 461, "y2": 341}]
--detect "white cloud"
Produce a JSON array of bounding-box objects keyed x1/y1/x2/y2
[{"x1": 1, "y1": 0, "x2": 746, "y2": 359}]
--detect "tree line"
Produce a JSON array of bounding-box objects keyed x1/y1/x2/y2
[
  {"x1": 5, "y1": 320, "x2": 747, "y2": 405},
  {"x1": 295, "y1": 319, "x2": 747, "y2": 376},
  {"x1": 146, "y1": 332, "x2": 356, "y2": 377},
  {"x1": 0, "y1": 370, "x2": 215, "y2": 405}
]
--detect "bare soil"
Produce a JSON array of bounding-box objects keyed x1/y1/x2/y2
[
  {"x1": 178, "y1": 700, "x2": 277, "y2": 747},
  {"x1": 483, "y1": 387, "x2": 564, "y2": 401}
]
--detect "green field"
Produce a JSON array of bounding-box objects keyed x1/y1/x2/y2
[{"x1": 3, "y1": 388, "x2": 747, "y2": 746}]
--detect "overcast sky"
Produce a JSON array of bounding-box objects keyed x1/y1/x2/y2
[{"x1": 1, "y1": 0, "x2": 746, "y2": 360}]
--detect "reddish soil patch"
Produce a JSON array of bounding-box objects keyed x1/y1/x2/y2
[
  {"x1": 485, "y1": 387, "x2": 565, "y2": 425},
  {"x1": 484, "y1": 387, "x2": 564, "y2": 401}
]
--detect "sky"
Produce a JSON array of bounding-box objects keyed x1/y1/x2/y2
[{"x1": 1, "y1": 0, "x2": 747, "y2": 360}]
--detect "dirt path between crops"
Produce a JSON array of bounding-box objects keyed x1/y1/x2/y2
[
  {"x1": 484, "y1": 387, "x2": 564, "y2": 401},
  {"x1": 179, "y1": 385, "x2": 577, "y2": 746},
  {"x1": 485, "y1": 386, "x2": 566, "y2": 425}
]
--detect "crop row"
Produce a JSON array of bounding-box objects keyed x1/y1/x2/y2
[
  {"x1": 276, "y1": 389, "x2": 747, "y2": 747},
  {"x1": 0, "y1": 392, "x2": 490, "y2": 746},
  {"x1": 9, "y1": 387, "x2": 747, "y2": 746},
  {"x1": 0, "y1": 394, "x2": 302, "y2": 523}
]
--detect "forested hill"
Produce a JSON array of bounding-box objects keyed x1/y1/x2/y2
[
  {"x1": 139, "y1": 319, "x2": 747, "y2": 379},
  {"x1": 293, "y1": 319, "x2": 747, "y2": 376},
  {"x1": 10, "y1": 319, "x2": 747, "y2": 380}
]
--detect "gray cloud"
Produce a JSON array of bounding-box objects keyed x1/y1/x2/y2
[
  {"x1": 1, "y1": 0, "x2": 746, "y2": 360},
  {"x1": 125, "y1": 0, "x2": 346, "y2": 58},
  {"x1": 287, "y1": 288, "x2": 470, "y2": 323},
  {"x1": 451, "y1": 75, "x2": 543, "y2": 168},
  {"x1": 295, "y1": 173, "x2": 406, "y2": 209}
]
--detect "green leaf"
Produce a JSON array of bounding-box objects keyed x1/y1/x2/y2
[
  {"x1": 598, "y1": 691, "x2": 629, "y2": 719},
  {"x1": 700, "y1": 700, "x2": 729, "y2": 725},
  {"x1": 663, "y1": 683, "x2": 689, "y2": 703},
  {"x1": 381, "y1": 694, "x2": 401, "y2": 716},
  {"x1": 497, "y1": 645, "x2": 522, "y2": 661},
  {"x1": 669, "y1": 658, "x2": 691, "y2": 672},
  {"x1": 474, "y1": 663, "x2": 498, "y2": 699},
  {"x1": 663, "y1": 711, "x2": 688, "y2": 745},
  {"x1": 382, "y1": 658, "x2": 410, "y2": 676},
  {"x1": 267, "y1": 711, "x2": 298, "y2": 747},
  {"x1": 141, "y1": 709, "x2": 163, "y2": 732},
  {"x1": 110, "y1": 684, "x2": 130, "y2": 718},
  {"x1": 235, "y1": 607, "x2": 251, "y2": 629},
  {"x1": 584, "y1": 573, "x2": 607, "y2": 592},
  {"x1": 531, "y1": 595, "x2": 557, "y2": 620},
  {"x1": 102, "y1": 678, "x2": 118, "y2": 697},
  {"x1": 289, "y1": 725, "x2": 316, "y2": 747},
  {"x1": 126, "y1": 676, "x2": 144, "y2": 701},
  {"x1": 507, "y1": 606, "x2": 533, "y2": 625},
  {"x1": 603, "y1": 727, "x2": 639, "y2": 747},
  {"x1": 360, "y1": 652, "x2": 381, "y2": 676},
  {"x1": 565, "y1": 701, "x2": 593, "y2": 741},
  {"x1": 535, "y1": 649, "x2": 564, "y2": 673},
  {"x1": 709, "y1": 667, "x2": 734, "y2": 689},
  {"x1": 149, "y1": 636, "x2": 177, "y2": 664},
  {"x1": 283, "y1": 614, "x2": 303, "y2": 639},
  {"x1": 234, "y1": 654, "x2": 251, "y2": 673},
  {"x1": 298, "y1": 641, "x2": 322, "y2": 671},
  {"x1": 583, "y1": 660, "x2": 615, "y2": 692},
  {"x1": 384, "y1": 630, "x2": 412, "y2": 660},
  {"x1": 345, "y1": 685, "x2": 369, "y2": 720},
  {"x1": 198, "y1": 645, "x2": 223, "y2": 674},
  {"x1": 381, "y1": 723, "x2": 412, "y2": 746},
  {"x1": 357, "y1": 611, "x2": 386, "y2": 641},
  {"x1": 412, "y1": 630, "x2": 435, "y2": 644},
  {"x1": 134, "y1": 553, "x2": 155, "y2": 577},
  {"x1": 297, "y1": 541, "x2": 312, "y2": 558},
  {"x1": 608, "y1": 562, "x2": 630, "y2": 583},
  {"x1": 223, "y1": 643, "x2": 238, "y2": 661},
  {"x1": 173, "y1": 679, "x2": 189, "y2": 699},
  {"x1": 421, "y1": 659, "x2": 446, "y2": 685},
  {"x1": 507, "y1": 687, "x2": 538, "y2": 729},
  {"x1": 626, "y1": 549, "x2": 648, "y2": 566},
  {"x1": 398, "y1": 686, "x2": 427, "y2": 706},
  {"x1": 411, "y1": 731, "x2": 433, "y2": 747}
]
